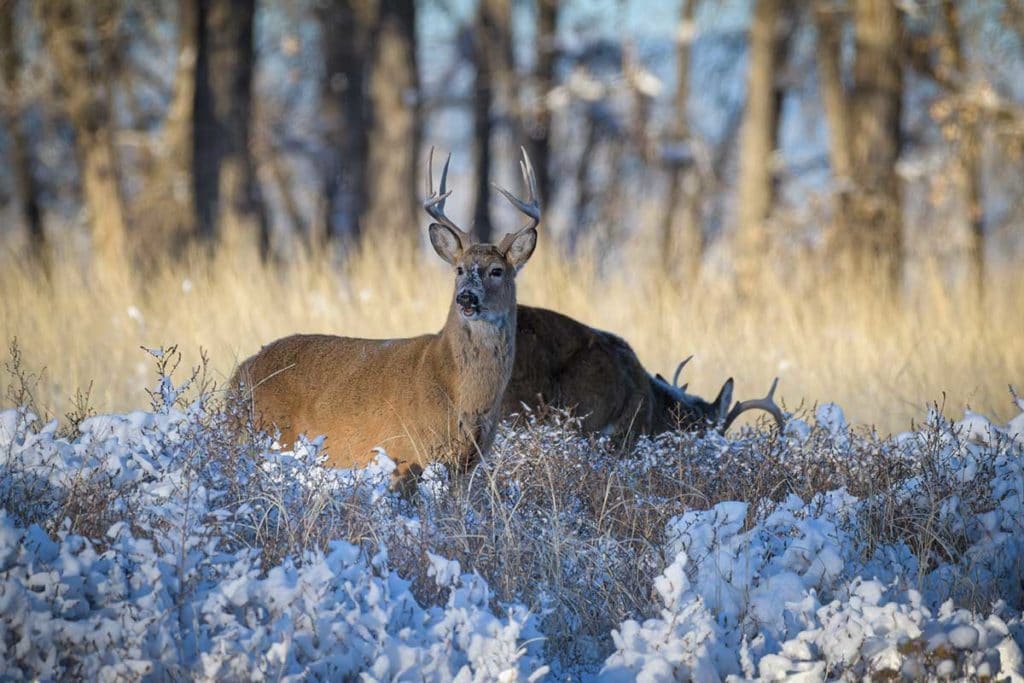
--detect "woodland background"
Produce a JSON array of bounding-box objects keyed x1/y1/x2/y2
[
  {"x1": 1, "y1": 0, "x2": 1023, "y2": 431},
  {"x1": 3, "y1": 3, "x2": 1024, "y2": 676}
]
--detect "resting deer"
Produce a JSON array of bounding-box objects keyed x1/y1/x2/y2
[
  {"x1": 234, "y1": 149, "x2": 541, "y2": 490},
  {"x1": 504, "y1": 305, "x2": 785, "y2": 439}
]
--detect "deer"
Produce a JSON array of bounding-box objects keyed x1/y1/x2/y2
[
  {"x1": 504, "y1": 305, "x2": 785, "y2": 440},
  {"x1": 233, "y1": 149, "x2": 541, "y2": 492}
]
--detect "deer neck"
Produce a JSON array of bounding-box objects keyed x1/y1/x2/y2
[
  {"x1": 437, "y1": 303, "x2": 516, "y2": 416},
  {"x1": 648, "y1": 377, "x2": 678, "y2": 433}
]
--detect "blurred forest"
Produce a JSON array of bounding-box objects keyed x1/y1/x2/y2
[
  {"x1": 2, "y1": 0, "x2": 1024, "y2": 431},
  {"x1": 1, "y1": 0, "x2": 1023, "y2": 289}
]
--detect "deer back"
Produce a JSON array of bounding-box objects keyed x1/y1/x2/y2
[
  {"x1": 235, "y1": 320, "x2": 512, "y2": 474},
  {"x1": 505, "y1": 305, "x2": 657, "y2": 437}
]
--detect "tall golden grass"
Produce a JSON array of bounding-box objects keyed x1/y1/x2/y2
[{"x1": 2, "y1": 236, "x2": 1021, "y2": 434}]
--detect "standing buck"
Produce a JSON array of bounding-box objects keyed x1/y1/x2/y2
[
  {"x1": 234, "y1": 150, "x2": 541, "y2": 490},
  {"x1": 505, "y1": 305, "x2": 785, "y2": 439}
]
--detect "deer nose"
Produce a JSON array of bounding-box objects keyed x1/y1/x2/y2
[{"x1": 456, "y1": 290, "x2": 479, "y2": 308}]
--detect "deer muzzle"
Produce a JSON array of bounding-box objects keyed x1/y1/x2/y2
[{"x1": 456, "y1": 289, "x2": 481, "y2": 317}]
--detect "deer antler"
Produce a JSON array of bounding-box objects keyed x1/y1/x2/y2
[
  {"x1": 494, "y1": 147, "x2": 541, "y2": 246},
  {"x1": 671, "y1": 355, "x2": 693, "y2": 391},
  {"x1": 424, "y1": 147, "x2": 472, "y2": 243},
  {"x1": 720, "y1": 378, "x2": 786, "y2": 433}
]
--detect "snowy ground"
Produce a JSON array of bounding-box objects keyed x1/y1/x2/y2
[{"x1": 1, "y1": 365, "x2": 1023, "y2": 680}]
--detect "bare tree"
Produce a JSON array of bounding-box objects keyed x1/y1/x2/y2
[
  {"x1": 659, "y1": 0, "x2": 702, "y2": 279},
  {"x1": 131, "y1": 0, "x2": 199, "y2": 262},
  {"x1": 364, "y1": 0, "x2": 420, "y2": 240},
  {"x1": 735, "y1": 0, "x2": 784, "y2": 293},
  {"x1": 813, "y1": 0, "x2": 904, "y2": 290},
  {"x1": 0, "y1": 0, "x2": 47, "y2": 273},
  {"x1": 813, "y1": 1, "x2": 852, "y2": 183},
  {"x1": 622, "y1": 42, "x2": 657, "y2": 162},
  {"x1": 192, "y1": 0, "x2": 269, "y2": 256},
  {"x1": 846, "y1": 0, "x2": 903, "y2": 290},
  {"x1": 164, "y1": 0, "x2": 199, "y2": 237},
  {"x1": 811, "y1": 0, "x2": 854, "y2": 262},
  {"x1": 570, "y1": 106, "x2": 602, "y2": 250},
  {"x1": 39, "y1": 0, "x2": 129, "y2": 274},
  {"x1": 936, "y1": 0, "x2": 985, "y2": 297},
  {"x1": 318, "y1": 0, "x2": 373, "y2": 247},
  {"x1": 472, "y1": 0, "x2": 514, "y2": 244},
  {"x1": 527, "y1": 0, "x2": 559, "y2": 206}
]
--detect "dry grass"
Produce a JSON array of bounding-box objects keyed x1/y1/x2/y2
[{"x1": 1, "y1": 235, "x2": 1021, "y2": 434}]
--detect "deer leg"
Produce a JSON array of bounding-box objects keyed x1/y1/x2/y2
[{"x1": 391, "y1": 461, "x2": 424, "y2": 499}]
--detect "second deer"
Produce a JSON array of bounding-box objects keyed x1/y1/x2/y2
[
  {"x1": 505, "y1": 305, "x2": 785, "y2": 439},
  {"x1": 234, "y1": 149, "x2": 541, "y2": 491}
]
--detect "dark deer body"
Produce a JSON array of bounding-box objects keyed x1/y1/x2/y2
[{"x1": 504, "y1": 305, "x2": 784, "y2": 438}]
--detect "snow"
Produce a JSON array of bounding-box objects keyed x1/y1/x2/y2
[
  {"x1": 1, "y1": 369, "x2": 1023, "y2": 680},
  {"x1": 0, "y1": 390, "x2": 545, "y2": 681}
]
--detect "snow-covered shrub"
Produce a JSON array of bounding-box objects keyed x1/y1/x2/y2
[
  {"x1": 602, "y1": 404, "x2": 1024, "y2": 681},
  {"x1": 0, "y1": 359, "x2": 546, "y2": 681},
  {"x1": 0, "y1": 509, "x2": 546, "y2": 681},
  {"x1": 1, "y1": 350, "x2": 1023, "y2": 679}
]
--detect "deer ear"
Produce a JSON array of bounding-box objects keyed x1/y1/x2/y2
[
  {"x1": 713, "y1": 378, "x2": 734, "y2": 423},
  {"x1": 429, "y1": 223, "x2": 463, "y2": 265},
  {"x1": 502, "y1": 228, "x2": 537, "y2": 271}
]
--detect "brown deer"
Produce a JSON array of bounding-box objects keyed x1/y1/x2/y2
[
  {"x1": 234, "y1": 149, "x2": 541, "y2": 490},
  {"x1": 504, "y1": 305, "x2": 785, "y2": 439}
]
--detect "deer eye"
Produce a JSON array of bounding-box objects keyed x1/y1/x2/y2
[
  {"x1": 489, "y1": 267, "x2": 504, "y2": 278},
  {"x1": 456, "y1": 266, "x2": 464, "y2": 276}
]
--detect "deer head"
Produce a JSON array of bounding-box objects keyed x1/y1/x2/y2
[
  {"x1": 656, "y1": 358, "x2": 785, "y2": 433},
  {"x1": 424, "y1": 148, "x2": 540, "y2": 327}
]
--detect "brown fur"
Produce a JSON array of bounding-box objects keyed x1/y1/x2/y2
[
  {"x1": 504, "y1": 305, "x2": 729, "y2": 438},
  {"x1": 234, "y1": 239, "x2": 535, "y2": 489}
]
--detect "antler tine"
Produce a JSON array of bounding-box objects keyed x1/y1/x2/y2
[
  {"x1": 720, "y1": 377, "x2": 786, "y2": 433},
  {"x1": 439, "y1": 151, "x2": 450, "y2": 198},
  {"x1": 520, "y1": 146, "x2": 539, "y2": 201},
  {"x1": 672, "y1": 355, "x2": 693, "y2": 389},
  {"x1": 426, "y1": 146, "x2": 434, "y2": 198},
  {"x1": 492, "y1": 147, "x2": 541, "y2": 232},
  {"x1": 423, "y1": 147, "x2": 470, "y2": 241}
]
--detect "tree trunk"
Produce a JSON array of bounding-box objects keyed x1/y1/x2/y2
[
  {"x1": 472, "y1": 0, "x2": 513, "y2": 244},
  {"x1": 39, "y1": 0, "x2": 129, "y2": 275},
  {"x1": 364, "y1": 0, "x2": 420, "y2": 241},
  {"x1": 813, "y1": 1, "x2": 852, "y2": 181},
  {"x1": 847, "y1": 0, "x2": 903, "y2": 290},
  {"x1": 660, "y1": 0, "x2": 701, "y2": 279},
  {"x1": 133, "y1": 0, "x2": 199, "y2": 262},
  {"x1": 959, "y1": 124, "x2": 983, "y2": 297},
  {"x1": 165, "y1": 0, "x2": 199, "y2": 245},
  {"x1": 569, "y1": 111, "x2": 599, "y2": 250},
  {"x1": 0, "y1": 0, "x2": 47, "y2": 273},
  {"x1": 938, "y1": 0, "x2": 984, "y2": 298},
  {"x1": 527, "y1": 0, "x2": 558, "y2": 206},
  {"x1": 812, "y1": 0, "x2": 853, "y2": 257},
  {"x1": 193, "y1": 0, "x2": 269, "y2": 257},
  {"x1": 318, "y1": 0, "x2": 372, "y2": 247},
  {"x1": 735, "y1": 0, "x2": 782, "y2": 293}
]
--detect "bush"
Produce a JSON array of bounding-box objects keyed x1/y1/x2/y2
[{"x1": 1, "y1": 351, "x2": 1022, "y2": 679}]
